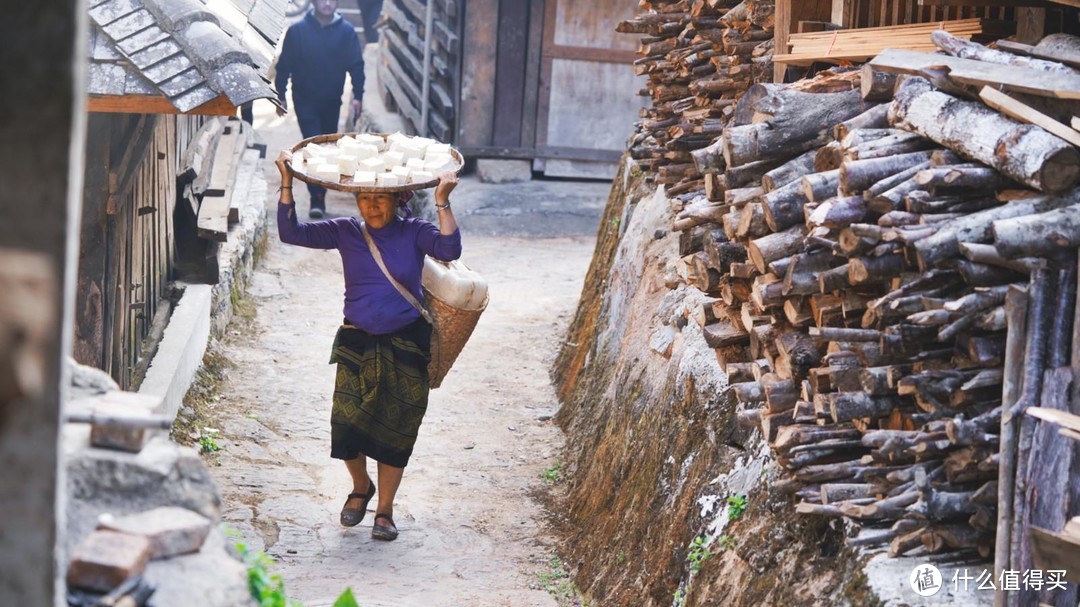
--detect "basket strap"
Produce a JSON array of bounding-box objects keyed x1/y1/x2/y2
[{"x1": 360, "y1": 222, "x2": 434, "y2": 325}]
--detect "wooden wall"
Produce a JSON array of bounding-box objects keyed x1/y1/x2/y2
[
  {"x1": 379, "y1": 0, "x2": 463, "y2": 141},
  {"x1": 75, "y1": 113, "x2": 203, "y2": 388}
]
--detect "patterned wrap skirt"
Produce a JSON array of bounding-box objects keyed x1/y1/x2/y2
[{"x1": 328, "y1": 318, "x2": 432, "y2": 468}]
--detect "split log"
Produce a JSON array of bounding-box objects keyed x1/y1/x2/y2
[
  {"x1": 814, "y1": 142, "x2": 842, "y2": 172},
  {"x1": 807, "y1": 196, "x2": 865, "y2": 229},
  {"x1": 931, "y1": 30, "x2": 1080, "y2": 77},
  {"x1": 889, "y1": 77, "x2": 1080, "y2": 194},
  {"x1": 834, "y1": 104, "x2": 889, "y2": 141},
  {"x1": 747, "y1": 225, "x2": 808, "y2": 274},
  {"x1": 860, "y1": 63, "x2": 898, "y2": 101}
]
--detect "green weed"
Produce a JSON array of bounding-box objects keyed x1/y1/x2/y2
[
  {"x1": 197, "y1": 428, "x2": 222, "y2": 454},
  {"x1": 726, "y1": 494, "x2": 748, "y2": 521},
  {"x1": 234, "y1": 540, "x2": 359, "y2": 607},
  {"x1": 687, "y1": 535, "x2": 712, "y2": 572},
  {"x1": 542, "y1": 463, "x2": 563, "y2": 484}
]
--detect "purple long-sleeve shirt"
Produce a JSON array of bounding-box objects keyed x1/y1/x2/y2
[{"x1": 278, "y1": 203, "x2": 462, "y2": 334}]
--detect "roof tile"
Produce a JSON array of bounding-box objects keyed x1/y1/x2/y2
[
  {"x1": 115, "y1": 25, "x2": 169, "y2": 55},
  {"x1": 158, "y1": 68, "x2": 205, "y2": 97},
  {"x1": 88, "y1": 0, "x2": 142, "y2": 27},
  {"x1": 142, "y1": 53, "x2": 196, "y2": 83},
  {"x1": 211, "y1": 63, "x2": 270, "y2": 106},
  {"x1": 128, "y1": 39, "x2": 184, "y2": 69},
  {"x1": 89, "y1": 63, "x2": 129, "y2": 95},
  {"x1": 102, "y1": 8, "x2": 157, "y2": 41},
  {"x1": 172, "y1": 84, "x2": 220, "y2": 112}
]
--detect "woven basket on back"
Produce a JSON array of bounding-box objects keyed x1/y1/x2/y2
[{"x1": 424, "y1": 290, "x2": 488, "y2": 389}]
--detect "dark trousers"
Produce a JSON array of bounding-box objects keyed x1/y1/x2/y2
[
  {"x1": 294, "y1": 96, "x2": 341, "y2": 204},
  {"x1": 357, "y1": 0, "x2": 383, "y2": 44}
]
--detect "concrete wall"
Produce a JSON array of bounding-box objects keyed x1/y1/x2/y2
[{"x1": 0, "y1": 1, "x2": 86, "y2": 604}]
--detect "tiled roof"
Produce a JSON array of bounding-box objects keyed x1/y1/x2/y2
[{"x1": 88, "y1": 0, "x2": 287, "y2": 112}]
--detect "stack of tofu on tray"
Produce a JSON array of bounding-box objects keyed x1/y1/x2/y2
[{"x1": 291, "y1": 132, "x2": 458, "y2": 188}]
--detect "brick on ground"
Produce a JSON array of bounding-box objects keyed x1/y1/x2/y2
[
  {"x1": 98, "y1": 506, "x2": 212, "y2": 559},
  {"x1": 67, "y1": 530, "x2": 151, "y2": 593}
]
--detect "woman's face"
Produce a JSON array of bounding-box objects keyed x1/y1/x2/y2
[{"x1": 356, "y1": 193, "x2": 397, "y2": 229}]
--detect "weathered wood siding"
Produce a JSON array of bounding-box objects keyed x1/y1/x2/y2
[{"x1": 75, "y1": 113, "x2": 204, "y2": 388}]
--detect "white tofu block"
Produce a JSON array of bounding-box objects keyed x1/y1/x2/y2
[
  {"x1": 410, "y1": 170, "x2": 434, "y2": 184},
  {"x1": 337, "y1": 154, "x2": 358, "y2": 174},
  {"x1": 386, "y1": 132, "x2": 409, "y2": 147},
  {"x1": 291, "y1": 152, "x2": 305, "y2": 169},
  {"x1": 424, "y1": 154, "x2": 453, "y2": 172},
  {"x1": 359, "y1": 157, "x2": 385, "y2": 172},
  {"x1": 336, "y1": 135, "x2": 358, "y2": 148},
  {"x1": 320, "y1": 146, "x2": 342, "y2": 160},
  {"x1": 301, "y1": 144, "x2": 324, "y2": 159},
  {"x1": 425, "y1": 143, "x2": 452, "y2": 157},
  {"x1": 391, "y1": 142, "x2": 424, "y2": 162},
  {"x1": 354, "y1": 144, "x2": 380, "y2": 159},
  {"x1": 352, "y1": 171, "x2": 378, "y2": 186},
  {"x1": 406, "y1": 157, "x2": 426, "y2": 171},
  {"x1": 313, "y1": 163, "x2": 341, "y2": 181},
  {"x1": 376, "y1": 173, "x2": 401, "y2": 187},
  {"x1": 382, "y1": 151, "x2": 406, "y2": 167},
  {"x1": 412, "y1": 137, "x2": 437, "y2": 151},
  {"x1": 356, "y1": 134, "x2": 386, "y2": 150},
  {"x1": 306, "y1": 156, "x2": 327, "y2": 168},
  {"x1": 391, "y1": 166, "x2": 411, "y2": 179}
]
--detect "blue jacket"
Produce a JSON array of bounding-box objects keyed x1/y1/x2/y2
[{"x1": 275, "y1": 10, "x2": 365, "y2": 104}]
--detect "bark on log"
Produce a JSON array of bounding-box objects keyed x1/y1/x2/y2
[
  {"x1": 762, "y1": 178, "x2": 811, "y2": 231},
  {"x1": 761, "y1": 149, "x2": 817, "y2": 193},
  {"x1": 801, "y1": 170, "x2": 841, "y2": 203},
  {"x1": 834, "y1": 104, "x2": 889, "y2": 141},
  {"x1": 889, "y1": 77, "x2": 1080, "y2": 194},
  {"x1": 914, "y1": 191, "x2": 1080, "y2": 269},
  {"x1": 807, "y1": 196, "x2": 865, "y2": 229},
  {"x1": 722, "y1": 86, "x2": 868, "y2": 166},
  {"x1": 814, "y1": 142, "x2": 843, "y2": 172},
  {"x1": 725, "y1": 158, "x2": 785, "y2": 190},
  {"x1": 931, "y1": 30, "x2": 1080, "y2": 77},
  {"x1": 830, "y1": 392, "x2": 902, "y2": 423},
  {"x1": 839, "y1": 151, "x2": 935, "y2": 196},
  {"x1": 992, "y1": 203, "x2": 1080, "y2": 259}
]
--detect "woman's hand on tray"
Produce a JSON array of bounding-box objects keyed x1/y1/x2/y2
[{"x1": 435, "y1": 171, "x2": 458, "y2": 203}]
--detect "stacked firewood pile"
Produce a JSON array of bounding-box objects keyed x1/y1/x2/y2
[
  {"x1": 671, "y1": 30, "x2": 1080, "y2": 560},
  {"x1": 619, "y1": 0, "x2": 776, "y2": 199}
]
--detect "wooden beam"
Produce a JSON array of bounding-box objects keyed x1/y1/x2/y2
[
  {"x1": 87, "y1": 94, "x2": 238, "y2": 116},
  {"x1": 871, "y1": 48, "x2": 1080, "y2": 100},
  {"x1": 979, "y1": 86, "x2": 1080, "y2": 147},
  {"x1": 919, "y1": 0, "x2": 1051, "y2": 6},
  {"x1": 1026, "y1": 406, "x2": 1080, "y2": 433}
]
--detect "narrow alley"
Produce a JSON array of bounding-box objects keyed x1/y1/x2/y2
[{"x1": 198, "y1": 100, "x2": 609, "y2": 606}]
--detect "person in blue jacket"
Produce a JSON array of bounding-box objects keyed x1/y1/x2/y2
[{"x1": 275, "y1": 0, "x2": 365, "y2": 218}]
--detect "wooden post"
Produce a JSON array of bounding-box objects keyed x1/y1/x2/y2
[
  {"x1": 419, "y1": 0, "x2": 436, "y2": 137},
  {"x1": 0, "y1": 0, "x2": 84, "y2": 602}
]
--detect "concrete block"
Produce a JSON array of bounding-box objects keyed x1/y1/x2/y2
[
  {"x1": 66, "y1": 530, "x2": 151, "y2": 592},
  {"x1": 98, "y1": 506, "x2": 212, "y2": 559},
  {"x1": 143, "y1": 527, "x2": 251, "y2": 607},
  {"x1": 476, "y1": 159, "x2": 532, "y2": 184},
  {"x1": 89, "y1": 391, "x2": 165, "y2": 452},
  {"x1": 139, "y1": 284, "x2": 212, "y2": 420}
]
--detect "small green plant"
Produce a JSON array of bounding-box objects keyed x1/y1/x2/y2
[
  {"x1": 332, "y1": 588, "x2": 360, "y2": 607},
  {"x1": 687, "y1": 535, "x2": 712, "y2": 572},
  {"x1": 726, "y1": 494, "x2": 748, "y2": 521},
  {"x1": 197, "y1": 428, "x2": 222, "y2": 454},
  {"x1": 616, "y1": 550, "x2": 627, "y2": 563},
  {"x1": 235, "y1": 540, "x2": 358, "y2": 607},
  {"x1": 542, "y1": 463, "x2": 563, "y2": 484},
  {"x1": 719, "y1": 534, "x2": 736, "y2": 551},
  {"x1": 674, "y1": 588, "x2": 686, "y2": 607},
  {"x1": 236, "y1": 542, "x2": 300, "y2": 607}
]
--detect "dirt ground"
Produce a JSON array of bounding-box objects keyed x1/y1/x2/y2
[{"x1": 200, "y1": 95, "x2": 608, "y2": 606}]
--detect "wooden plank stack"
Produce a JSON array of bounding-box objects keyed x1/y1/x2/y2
[
  {"x1": 619, "y1": 0, "x2": 777, "y2": 200},
  {"x1": 670, "y1": 30, "x2": 1080, "y2": 562},
  {"x1": 774, "y1": 18, "x2": 1013, "y2": 66}
]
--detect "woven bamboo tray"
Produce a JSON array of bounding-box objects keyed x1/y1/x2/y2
[{"x1": 287, "y1": 133, "x2": 464, "y2": 193}]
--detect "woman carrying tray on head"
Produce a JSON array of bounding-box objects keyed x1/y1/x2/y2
[{"x1": 275, "y1": 151, "x2": 461, "y2": 541}]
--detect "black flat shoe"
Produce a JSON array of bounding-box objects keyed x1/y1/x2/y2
[
  {"x1": 339, "y1": 482, "x2": 375, "y2": 527},
  {"x1": 371, "y1": 513, "x2": 398, "y2": 541}
]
